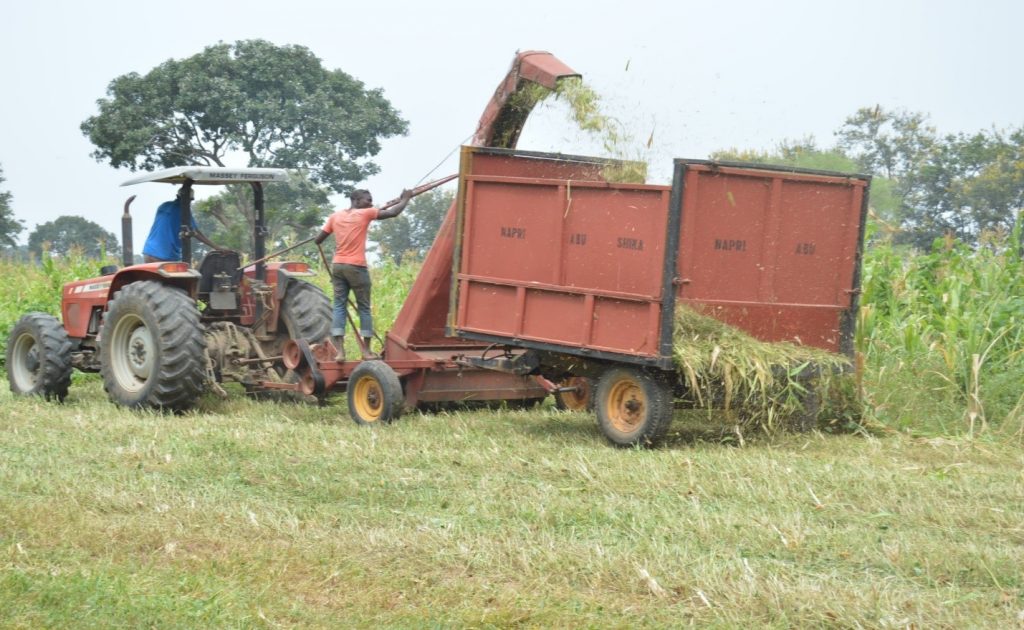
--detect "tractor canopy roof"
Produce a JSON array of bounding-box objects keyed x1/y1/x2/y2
[{"x1": 121, "y1": 166, "x2": 291, "y2": 187}]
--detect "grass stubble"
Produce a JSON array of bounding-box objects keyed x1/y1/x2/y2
[{"x1": 1, "y1": 380, "x2": 1022, "y2": 628}]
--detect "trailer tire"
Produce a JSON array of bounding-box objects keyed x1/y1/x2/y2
[
  {"x1": 100, "y1": 281, "x2": 206, "y2": 410},
  {"x1": 347, "y1": 360, "x2": 404, "y2": 425},
  {"x1": 6, "y1": 313, "x2": 73, "y2": 402},
  {"x1": 554, "y1": 376, "x2": 594, "y2": 412},
  {"x1": 595, "y1": 367, "x2": 674, "y2": 447}
]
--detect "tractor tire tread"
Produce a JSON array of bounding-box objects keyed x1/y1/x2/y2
[
  {"x1": 280, "y1": 281, "x2": 331, "y2": 344},
  {"x1": 100, "y1": 281, "x2": 206, "y2": 410},
  {"x1": 6, "y1": 312, "x2": 73, "y2": 402}
]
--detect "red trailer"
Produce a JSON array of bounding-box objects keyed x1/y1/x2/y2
[
  {"x1": 270, "y1": 50, "x2": 868, "y2": 447},
  {"x1": 448, "y1": 147, "x2": 869, "y2": 445}
]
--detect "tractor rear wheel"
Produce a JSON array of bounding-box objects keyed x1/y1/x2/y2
[
  {"x1": 347, "y1": 361, "x2": 403, "y2": 425},
  {"x1": 100, "y1": 281, "x2": 206, "y2": 410},
  {"x1": 6, "y1": 313, "x2": 73, "y2": 402},
  {"x1": 247, "y1": 280, "x2": 330, "y2": 400},
  {"x1": 595, "y1": 367, "x2": 674, "y2": 447},
  {"x1": 554, "y1": 376, "x2": 594, "y2": 412},
  {"x1": 267, "y1": 280, "x2": 331, "y2": 356}
]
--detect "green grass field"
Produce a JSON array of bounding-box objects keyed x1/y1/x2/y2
[
  {"x1": 1, "y1": 246, "x2": 1024, "y2": 627},
  {"x1": 2, "y1": 382, "x2": 1022, "y2": 628}
]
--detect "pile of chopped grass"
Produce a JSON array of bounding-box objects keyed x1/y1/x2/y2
[{"x1": 672, "y1": 305, "x2": 860, "y2": 431}]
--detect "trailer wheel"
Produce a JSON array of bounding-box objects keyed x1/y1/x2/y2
[
  {"x1": 595, "y1": 367, "x2": 674, "y2": 447},
  {"x1": 347, "y1": 361, "x2": 403, "y2": 425},
  {"x1": 6, "y1": 313, "x2": 73, "y2": 402},
  {"x1": 100, "y1": 281, "x2": 206, "y2": 410},
  {"x1": 554, "y1": 376, "x2": 594, "y2": 412}
]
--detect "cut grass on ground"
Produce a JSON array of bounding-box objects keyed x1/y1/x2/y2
[{"x1": 1, "y1": 380, "x2": 1022, "y2": 628}]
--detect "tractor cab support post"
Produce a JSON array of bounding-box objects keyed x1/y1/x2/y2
[
  {"x1": 251, "y1": 181, "x2": 266, "y2": 283},
  {"x1": 179, "y1": 179, "x2": 195, "y2": 266}
]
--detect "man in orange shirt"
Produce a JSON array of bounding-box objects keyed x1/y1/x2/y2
[{"x1": 315, "y1": 187, "x2": 412, "y2": 361}]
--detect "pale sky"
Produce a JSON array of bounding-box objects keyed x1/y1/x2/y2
[{"x1": 1, "y1": 0, "x2": 1021, "y2": 252}]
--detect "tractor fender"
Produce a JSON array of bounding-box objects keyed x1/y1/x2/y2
[
  {"x1": 60, "y1": 263, "x2": 200, "y2": 339},
  {"x1": 108, "y1": 264, "x2": 201, "y2": 301},
  {"x1": 265, "y1": 263, "x2": 317, "y2": 302}
]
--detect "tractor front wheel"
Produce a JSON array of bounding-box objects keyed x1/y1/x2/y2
[
  {"x1": 6, "y1": 313, "x2": 73, "y2": 402},
  {"x1": 595, "y1": 367, "x2": 674, "y2": 447},
  {"x1": 100, "y1": 281, "x2": 206, "y2": 410},
  {"x1": 347, "y1": 361, "x2": 403, "y2": 425}
]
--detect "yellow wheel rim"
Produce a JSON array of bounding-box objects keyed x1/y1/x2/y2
[
  {"x1": 606, "y1": 377, "x2": 646, "y2": 433},
  {"x1": 353, "y1": 375, "x2": 384, "y2": 422}
]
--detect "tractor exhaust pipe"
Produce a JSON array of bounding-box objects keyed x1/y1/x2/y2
[{"x1": 122, "y1": 195, "x2": 136, "y2": 266}]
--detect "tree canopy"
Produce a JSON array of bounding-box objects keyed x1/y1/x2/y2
[
  {"x1": 0, "y1": 164, "x2": 24, "y2": 249},
  {"x1": 837, "y1": 107, "x2": 1024, "y2": 248},
  {"x1": 81, "y1": 39, "x2": 409, "y2": 256},
  {"x1": 82, "y1": 40, "x2": 407, "y2": 191},
  {"x1": 369, "y1": 188, "x2": 454, "y2": 265},
  {"x1": 716, "y1": 109, "x2": 1024, "y2": 250},
  {"x1": 29, "y1": 216, "x2": 118, "y2": 259}
]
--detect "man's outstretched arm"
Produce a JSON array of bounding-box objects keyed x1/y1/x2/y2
[{"x1": 376, "y1": 189, "x2": 414, "y2": 220}]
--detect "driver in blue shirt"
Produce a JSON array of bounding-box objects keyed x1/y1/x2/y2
[{"x1": 142, "y1": 187, "x2": 223, "y2": 262}]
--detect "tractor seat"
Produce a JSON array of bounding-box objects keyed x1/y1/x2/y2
[{"x1": 197, "y1": 250, "x2": 242, "y2": 294}]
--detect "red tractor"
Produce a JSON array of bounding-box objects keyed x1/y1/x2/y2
[{"x1": 5, "y1": 167, "x2": 331, "y2": 409}]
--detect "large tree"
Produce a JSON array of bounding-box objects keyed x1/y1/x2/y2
[
  {"x1": 81, "y1": 39, "x2": 408, "y2": 254},
  {"x1": 29, "y1": 216, "x2": 118, "y2": 259},
  {"x1": 0, "y1": 164, "x2": 24, "y2": 249},
  {"x1": 838, "y1": 107, "x2": 1024, "y2": 248},
  {"x1": 369, "y1": 188, "x2": 454, "y2": 265}
]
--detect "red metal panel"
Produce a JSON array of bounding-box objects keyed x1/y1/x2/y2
[
  {"x1": 677, "y1": 163, "x2": 868, "y2": 353},
  {"x1": 561, "y1": 186, "x2": 669, "y2": 296},
  {"x1": 463, "y1": 181, "x2": 564, "y2": 285},
  {"x1": 590, "y1": 298, "x2": 661, "y2": 355},
  {"x1": 677, "y1": 169, "x2": 771, "y2": 303},
  {"x1": 520, "y1": 291, "x2": 587, "y2": 346},
  {"x1": 681, "y1": 302, "x2": 845, "y2": 350},
  {"x1": 461, "y1": 283, "x2": 519, "y2": 335},
  {"x1": 455, "y1": 149, "x2": 672, "y2": 359},
  {"x1": 415, "y1": 370, "x2": 548, "y2": 403},
  {"x1": 467, "y1": 151, "x2": 607, "y2": 180},
  {"x1": 772, "y1": 180, "x2": 863, "y2": 305}
]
